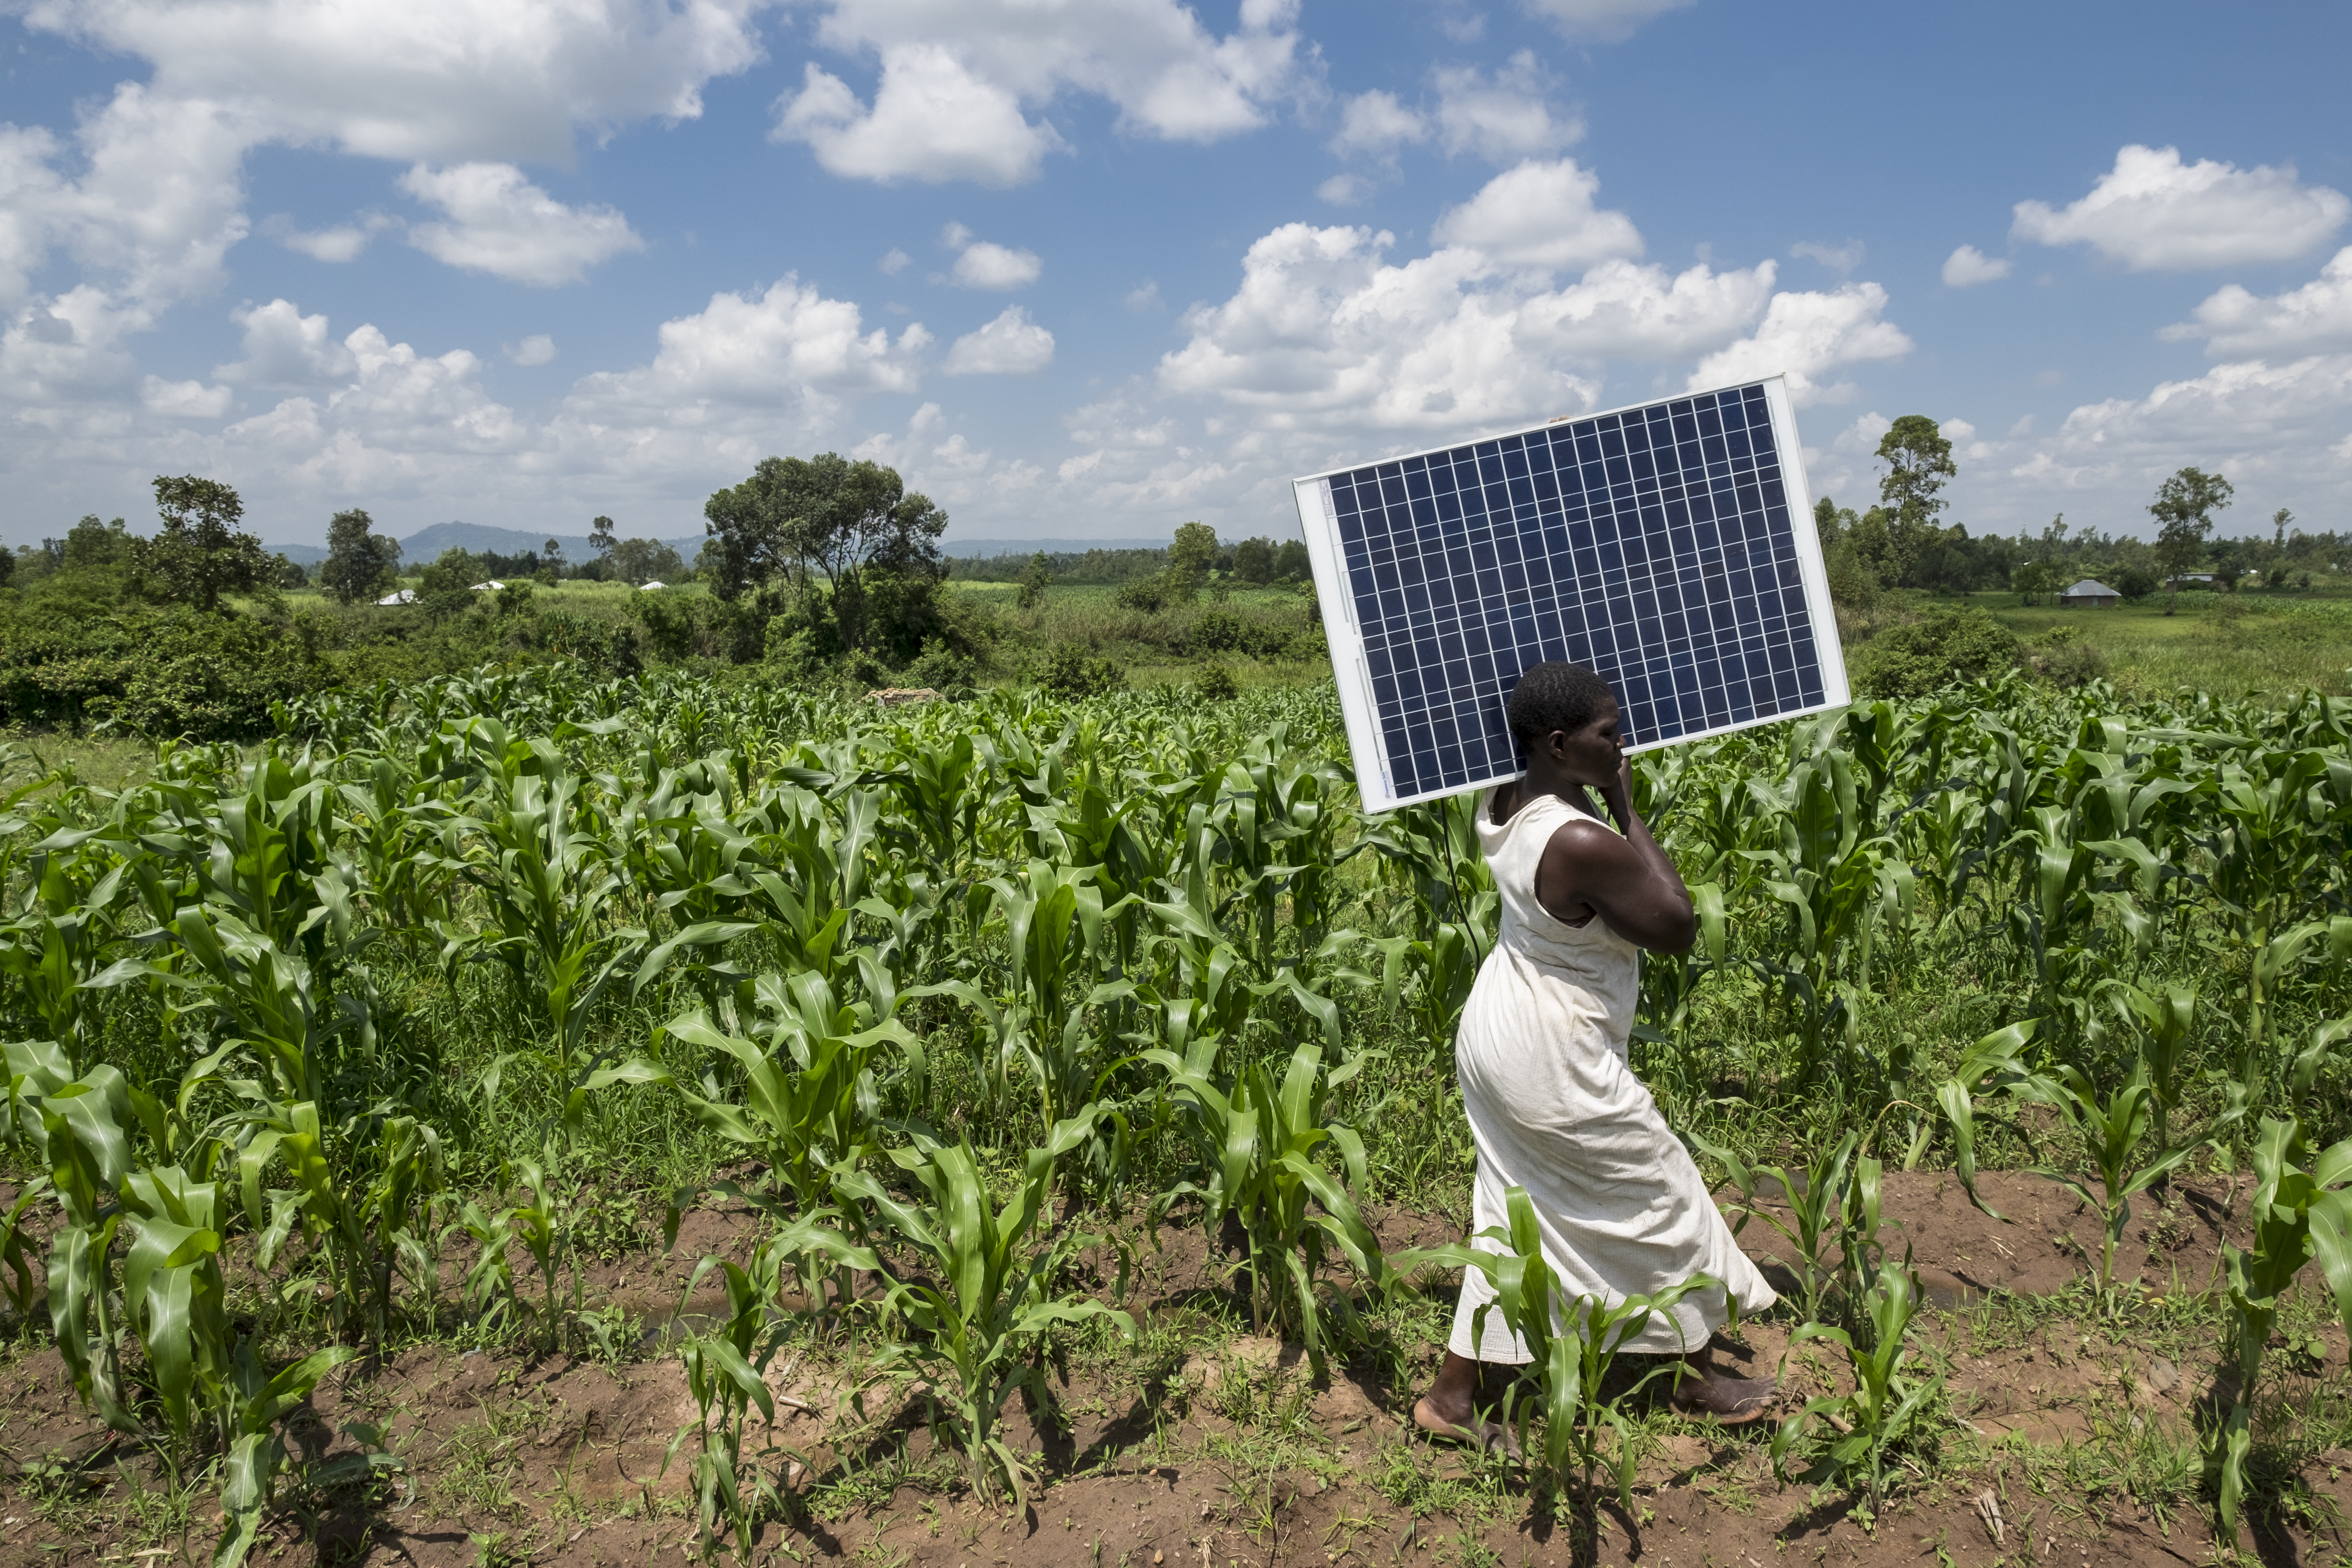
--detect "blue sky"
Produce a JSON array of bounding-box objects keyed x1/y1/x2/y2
[{"x1": 4, "y1": 0, "x2": 2349, "y2": 551}]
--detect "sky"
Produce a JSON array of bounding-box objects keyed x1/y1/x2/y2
[{"x1": 3, "y1": 0, "x2": 2350, "y2": 553}]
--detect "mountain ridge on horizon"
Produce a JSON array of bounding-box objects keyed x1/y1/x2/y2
[{"x1": 265, "y1": 526, "x2": 1244, "y2": 568}]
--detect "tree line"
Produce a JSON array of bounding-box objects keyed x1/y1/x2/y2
[{"x1": 1815, "y1": 418, "x2": 2341, "y2": 613}]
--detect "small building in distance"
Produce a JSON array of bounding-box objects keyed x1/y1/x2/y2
[{"x1": 2059, "y1": 578, "x2": 2120, "y2": 608}]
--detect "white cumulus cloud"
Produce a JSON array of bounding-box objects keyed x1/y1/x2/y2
[
  {"x1": 2011, "y1": 144, "x2": 2350, "y2": 271},
  {"x1": 777, "y1": 49, "x2": 1067, "y2": 188},
  {"x1": 216, "y1": 297, "x2": 359, "y2": 385},
  {"x1": 20, "y1": 0, "x2": 768, "y2": 166},
  {"x1": 1517, "y1": 0, "x2": 1694, "y2": 42},
  {"x1": 2163, "y1": 245, "x2": 2352, "y2": 358},
  {"x1": 1942, "y1": 244, "x2": 2012, "y2": 287},
  {"x1": 1328, "y1": 90, "x2": 1427, "y2": 160},
  {"x1": 950, "y1": 238, "x2": 1043, "y2": 290},
  {"x1": 1430, "y1": 158, "x2": 1641, "y2": 271},
  {"x1": 1519, "y1": 258, "x2": 1779, "y2": 360},
  {"x1": 1432, "y1": 51, "x2": 1579, "y2": 163},
  {"x1": 1153, "y1": 157, "x2": 1905, "y2": 443},
  {"x1": 0, "y1": 84, "x2": 257, "y2": 314},
  {"x1": 2003, "y1": 354, "x2": 2352, "y2": 498},
  {"x1": 261, "y1": 211, "x2": 396, "y2": 263},
  {"x1": 1688, "y1": 283, "x2": 1912, "y2": 403},
  {"x1": 0, "y1": 0, "x2": 765, "y2": 414},
  {"x1": 398, "y1": 163, "x2": 643, "y2": 286},
  {"x1": 573, "y1": 276, "x2": 930, "y2": 416},
  {"x1": 944, "y1": 304, "x2": 1054, "y2": 374},
  {"x1": 1317, "y1": 172, "x2": 1373, "y2": 206},
  {"x1": 773, "y1": 0, "x2": 1306, "y2": 187},
  {"x1": 140, "y1": 374, "x2": 231, "y2": 417}
]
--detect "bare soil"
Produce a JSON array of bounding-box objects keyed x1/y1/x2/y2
[{"x1": 2, "y1": 1172, "x2": 2338, "y2": 1568}]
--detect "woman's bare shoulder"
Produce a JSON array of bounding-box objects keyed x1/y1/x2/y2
[{"x1": 1540, "y1": 804, "x2": 1631, "y2": 862}]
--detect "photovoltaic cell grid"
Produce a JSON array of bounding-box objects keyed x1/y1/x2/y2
[{"x1": 1292, "y1": 377, "x2": 1849, "y2": 812}]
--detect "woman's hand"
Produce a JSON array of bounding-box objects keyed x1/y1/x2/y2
[{"x1": 1597, "y1": 752, "x2": 1636, "y2": 824}]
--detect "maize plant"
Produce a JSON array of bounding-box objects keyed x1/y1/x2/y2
[
  {"x1": 1771, "y1": 1255, "x2": 1943, "y2": 1520},
  {"x1": 1144, "y1": 1036, "x2": 1392, "y2": 1363},
  {"x1": 784, "y1": 1110, "x2": 1137, "y2": 1510},
  {"x1": 2209, "y1": 1116, "x2": 2352, "y2": 1546}
]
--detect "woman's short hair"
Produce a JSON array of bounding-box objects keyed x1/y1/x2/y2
[{"x1": 1506, "y1": 661, "x2": 1615, "y2": 746}]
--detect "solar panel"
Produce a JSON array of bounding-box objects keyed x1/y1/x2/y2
[{"x1": 1292, "y1": 375, "x2": 1850, "y2": 813}]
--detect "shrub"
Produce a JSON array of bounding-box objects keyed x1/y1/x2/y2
[
  {"x1": 1195, "y1": 661, "x2": 1239, "y2": 701},
  {"x1": 1113, "y1": 575, "x2": 1167, "y2": 613},
  {"x1": 1186, "y1": 608, "x2": 1297, "y2": 660},
  {"x1": 2029, "y1": 625, "x2": 2106, "y2": 688},
  {"x1": 1, "y1": 607, "x2": 320, "y2": 739},
  {"x1": 1041, "y1": 643, "x2": 1125, "y2": 698},
  {"x1": 901, "y1": 638, "x2": 976, "y2": 695},
  {"x1": 1850, "y1": 606, "x2": 2021, "y2": 699},
  {"x1": 629, "y1": 589, "x2": 697, "y2": 662},
  {"x1": 763, "y1": 623, "x2": 829, "y2": 687},
  {"x1": 2113, "y1": 565, "x2": 2160, "y2": 602}
]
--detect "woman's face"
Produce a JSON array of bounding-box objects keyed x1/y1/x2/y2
[{"x1": 1542, "y1": 696, "x2": 1626, "y2": 788}]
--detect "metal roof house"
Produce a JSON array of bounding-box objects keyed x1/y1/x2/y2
[{"x1": 2059, "y1": 578, "x2": 2120, "y2": 607}]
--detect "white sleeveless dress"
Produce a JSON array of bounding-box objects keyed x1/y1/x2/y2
[{"x1": 1448, "y1": 786, "x2": 1774, "y2": 1360}]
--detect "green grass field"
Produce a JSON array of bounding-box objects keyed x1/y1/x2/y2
[
  {"x1": 954, "y1": 576, "x2": 2352, "y2": 702},
  {"x1": 946, "y1": 578, "x2": 1335, "y2": 689},
  {"x1": 1966, "y1": 584, "x2": 2352, "y2": 698}
]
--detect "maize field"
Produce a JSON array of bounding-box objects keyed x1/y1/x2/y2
[{"x1": 3, "y1": 665, "x2": 2350, "y2": 1566}]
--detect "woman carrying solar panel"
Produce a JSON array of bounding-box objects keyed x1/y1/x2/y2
[{"x1": 1414, "y1": 660, "x2": 1777, "y2": 1446}]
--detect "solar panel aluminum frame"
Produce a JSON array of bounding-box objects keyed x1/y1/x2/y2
[{"x1": 1292, "y1": 374, "x2": 1850, "y2": 814}]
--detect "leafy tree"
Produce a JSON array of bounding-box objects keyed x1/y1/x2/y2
[
  {"x1": 2209, "y1": 537, "x2": 2247, "y2": 594},
  {"x1": 320, "y1": 508, "x2": 403, "y2": 605},
  {"x1": 2149, "y1": 466, "x2": 2233, "y2": 614},
  {"x1": 1017, "y1": 551, "x2": 1051, "y2": 611},
  {"x1": 2114, "y1": 565, "x2": 2160, "y2": 603},
  {"x1": 416, "y1": 548, "x2": 481, "y2": 624},
  {"x1": 63, "y1": 515, "x2": 131, "y2": 570},
  {"x1": 1166, "y1": 521, "x2": 1219, "y2": 603},
  {"x1": 539, "y1": 537, "x2": 567, "y2": 584},
  {"x1": 2273, "y1": 507, "x2": 2292, "y2": 549},
  {"x1": 589, "y1": 515, "x2": 617, "y2": 555},
  {"x1": 271, "y1": 554, "x2": 308, "y2": 590},
  {"x1": 1232, "y1": 536, "x2": 1274, "y2": 584},
  {"x1": 0, "y1": 548, "x2": 13, "y2": 590},
  {"x1": 701, "y1": 452, "x2": 949, "y2": 655},
  {"x1": 607, "y1": 537, "x2": 684, "y2": 586},
  {"x1": 1877, "y1": 416, "x2": 1956, "y2": 528},
  {"x1": 1870, "y1": 416, "x2": 1957, "y2": 587},
  {"x1": 1272, "y1": 539, "x2": 1310, "y2": 580},
  {"x1": 2012, "y1": 559, "x2": 2051, "y2": 606},
  {"x1": 129, "y1": 476, "x2": 273, "y2": 613}
]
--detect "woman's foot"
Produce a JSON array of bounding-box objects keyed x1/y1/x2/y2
[
  {"x1": 1412, "y1": 1351, "x2": 1523, "y2": 1455},
  {"x1": 1667, "y1": 1358, "x2": 1777, "y2": 1424}
]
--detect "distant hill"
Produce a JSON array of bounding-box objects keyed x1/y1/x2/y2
[
  {"x1": 939, "y1": 537, "x2": 1173, "y2": 558},
  {"x1": 398, "y1": 521, "x2": 704, "y2": 563},
  {"x1": 264, "y1": 521, "x2": 703, "y2": 568},
  {"x1": 265, "y1": 528, "x2": 1278, "y2": 570}
]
